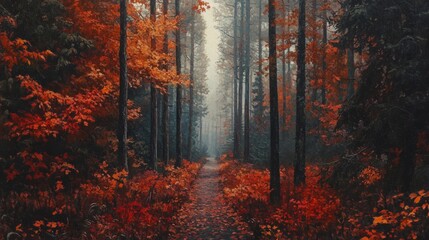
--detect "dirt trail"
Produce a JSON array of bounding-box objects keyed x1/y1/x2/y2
[{"x1": 169, "y1": 157, "x2": 253, "y2": 239}]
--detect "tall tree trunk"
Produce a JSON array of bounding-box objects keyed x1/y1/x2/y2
[
  {"x1": 321, "y1": 0, "x2": 327, "y2": 104},
  {"x1": 183, "y1": 29, "x2": 188, "y2": 74},
  {"x1": 237, "y1": 0, "x2": 244, "y2": 160},
  {"x1": 244, "y1": 0, "x2": 250, "y2": 163},
  {"x1": 252, "y1": 0, "x2": 265, "y2": 131},
  {"x1": 347, "y1": 48, "x2": 355, "y2": 99},
  {"x1": 150, "y1": 0, "x2": 158, "y2": 170},
  {"x1": 295, "y1": 0, "x2": 306, "y2": 186},
  {"x1": 162, "y1": 0, "x2": 169, "y2": 166},
  {"x1": 182, "y1": 25, "x2": 188, "y2": 157},
  {"x1": 287, "y1": 0, "x2": 291, "y2": 89},
  {"x1": 175, "y1": 0, "x2": 183, "y2": 168},
  {"x1": 268, "y1": 0, "x2": 281, "y2": 205},
  {"x1": 286, "y1": 0, "x2": 292, "y2": 117},
  {"x1": 310, "y1": 0, "x2": 318, "y2": 102},
  {"x1": 258, "y1": 0, "x2": 263, "y2": 83},
  {"x1": 281, "y1": 0, "x2": 287, "y2": 132},
  {"x1": 118, "y1": 0, "x2": 129, "y2": 172},
  {"x1": 188, "y1": 4, "x2": 195, "y2": 161},
  {"x1": 233, "y1": 0, "x2": 239, "y2": 158},
  {"x1": 158, "y1": 90, "x2": 162, "y2": 153}
]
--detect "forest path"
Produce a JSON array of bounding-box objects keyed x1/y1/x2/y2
[{"x1": 169, "y1": 157, "x2": 253, "y2": 239}]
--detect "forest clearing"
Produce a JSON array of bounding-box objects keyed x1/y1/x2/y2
[{"x1": 0, "y1": 0, "x2": 428, "y2": 239}]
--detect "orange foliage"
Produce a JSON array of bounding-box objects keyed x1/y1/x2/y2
[
  {"x1": 2, "y1": 0, "x2": 192, "y2": 183},
  {"x1": 344, "y1": 191, "x2": 429, "y2": 239},
  {"x1": 220, "y1": 160, "x2": 270, "y2": 216},
  {"x1": 64, "y1": 0, "x2": 186, "y2": 90},
  {"x1": 358, "y1": 166, "x2": 382, "y2": 187},
  {"x1": 274, "y1": 1, "x2": 351, "y2": 144},
  {"x1": 219, "y1": 156, "x2": 428, "y2": 239},
  {"x1": 5, "y1": 75, "x2": 104, "y2": 141},
  {"x1": 219, "y1": 156, "x2": 340, "y2": 239},
  {"x1": 2, "y1": 160, "x2": 202, "y2": 239},
  {"x1": 0, "y1": 16, "x2": 54, "y2": 72},
  {"x1": 1, "y1": 1, "x2": 201, "y2": 237},
  {"x1": 193, "y1": 0, "x2": 211, "y2": 13},
  {"x1": 84, "y1": 161, "x2": 202, "y2": 239}
]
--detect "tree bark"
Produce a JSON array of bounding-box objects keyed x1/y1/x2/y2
[
  {"x1": 175, "y1": 0, "x2": 183, "y2": 168},
  {"x1": 347, "y1": 48, "x2": 355, "y2": 99},
  {"x1": 310, "y1": 0, "x2": 318, "y2": 102},
  {"x1": 162, "y1": 0, "x2": 169, "y2": 166},
  {"x1": 258, "y1": 0, "x2": 263, "y2": 80},
  {"x1": 321, "y1": 0, "x2": 327, "y2": 104},
  {"x1": 252, "y1": 0, "x2": 265, "y2": 130},
  {"x1": 281, "y1": 0, "x2": 287, "y2": 131},
  {"x1": 149, "y1": 0, "x2": 158, "y2": 170},
  {"x1": 237, "y1": 0, "x2": 245, "y2": 160},
  {"x1": 268, "y1": 0, "x2": 281, "y2": 204},
  {"x1": 286, "y1": 0, "x2": 292, "y2": 115},
  {"x1": 294, "y1": 0, "x2": 306, "y2": 186},
  {"x1": 233, "y1": 0, "x2": 239, "y2": 158},
  {"x1": 118, "y1": 0, "x2": 129, "y2": 172},
  {"x1": 188, "y1": 3, "x2": 195, "y2": 161},
  {"x1": 244, "y1": 0, "x2": 250, "y2": 163}
]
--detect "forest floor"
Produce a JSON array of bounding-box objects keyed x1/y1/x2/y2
[{"x1": 169, "y1": 158, "x2": 254, "y2": 239}]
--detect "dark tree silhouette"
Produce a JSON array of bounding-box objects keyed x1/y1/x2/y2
[
  {"x1": 294, "y1": 0, "x2": 306, "y2": 186},
  {"x1": 268, "y1": 0, "x2": 281, "y2": 204},
  {"x1": 162, "y1": 0, "x2": 169, "y2": 167},
  {"x1": 175, "y1": 0, "x2": 183, "y2": 168},
  {"x1": 150, "y1": 0, "x2": 158, "y2": 170}
]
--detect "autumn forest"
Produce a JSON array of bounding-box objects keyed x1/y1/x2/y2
[{"x1": 0, "y1": 0, "x2": 428, "y2": 239}]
